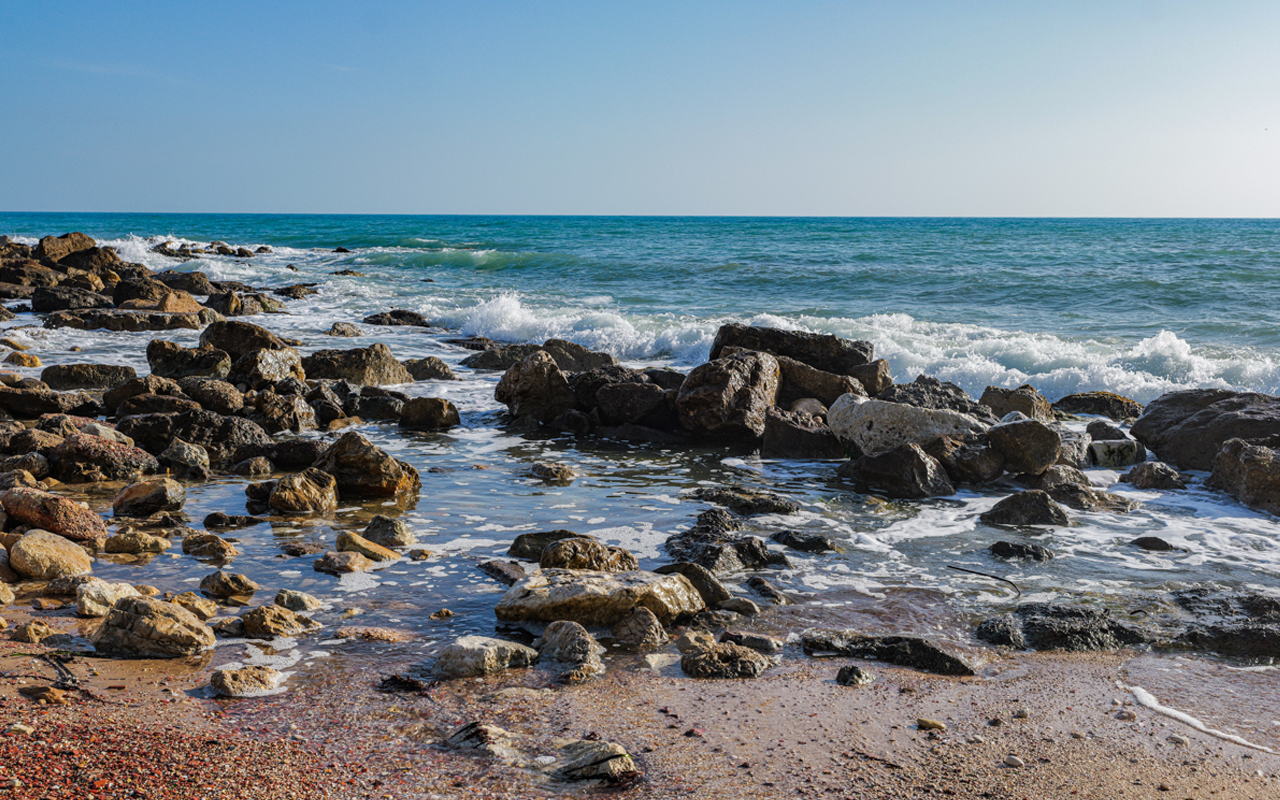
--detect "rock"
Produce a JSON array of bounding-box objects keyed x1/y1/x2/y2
[
  {"x1": 1053, "y1": 391, "x2": 1144, "y2": 421},
  {"x1": 709, "y1": 324, "x2": 873, "y2": 374},
  {"x1": 10, "y1": 530, "x2": 93, "y2": 579},
  {"x1": 158, "y1": 439, "x2": 211, "y2": 481},
  {"x1": 494, "y1": 569, "x2": 703, "y2": 627},
  {"x1": 1, "y1": 487, "x2": 107, "y2": 541},
  {"x1": 403, "y1": 356, "x2": 457, "y2": 381},
  {"x1": 1089, "y1": 439, "x2": 1147, "y2": 468},
  {"x1": 312, "y1": 432, "x2": 420, "y2": 497},
  {"x1": 229, "y1": 347, "x2": 306, "y2": 388},
  {"x1": 836, "y1": 665, "x2": 876, "y2": 686},
  {"x1": 176, "y1": 377, "x2": 244, "y2": 415},
  {"x1": 747, "y1": 576, "x2": 790, "y2": 605},
  {"x1": 276, "y1": 589, "x2": 323, "y2": 612},
  {"x1": 770, "y1": 530, "x2": 836, "y2": 553},
  {"x1": 681, "y1": 642, "x2": 770, "y2": 679},
  {"x1": 771, "y1": 353, "x2": 866, "y2": 407},
  {"x1": 198, "y1": 320, "x2": 292, "y2": 360},
  {"x1": 211, "y1": 666, "x2": 284, "y2": 697},
  {"x1": 528, "y1": 461, "x2": 576, "y2": 484},
  {"x1": 1056, "y1": 429, "x2": 1092, "y2": 469},
  {"x1": 760, "y1": 407, "x2": 844, "y2": 459},
  {"x1": 986, "y1": 419, "x2": 1061, "y2": 475},
  {"x1": 155, "y1": 270, "x2": 217, "y2": 295},
  {"x1": 721, "y1": 630, "x2": 783, "y2": 653},
  {"x1": 39, "y1": 363, "x2": 135, "y2": 391},
  {"x1": 326, "y1": 321, "x2": 362, "y2": 336},
  {"x1": 980, "y1": 490, "x2": 1070, "y2": 527},
  {"x1": 101, "y1": 375, "x2": 180, "y2": 415},
  {"x1": 801, "y1": 630, "x2": 976, "y2": 676},
  {"x1": 301, "y1": 343, "x2": 412, "y2": 386},
  {"x1": 116, "y1": 393, "x2": 202, "y2": 417},
  {"x1": 595, "y1": 381, "x2": 670, "y2": 426},
  {"x1": 1207, "y1": 438, "x2": 1280, "y2": 515},
  {"x1": 1121, "y1": 461, "x2": 1186, "y2": 490},
  {"x1": 1046, "y1": 484, "x2": 1138, "y2": 513},
  {"x1": 199, "y1": 570, "x2": 260, "y2": 598},
  {"x1": 32, "y1": 286, "x2": 113, "y2": 312},
  {"x1": 1005, "y1": 755, "x2": 1025, "y2": 768},
  {"x1": 665, "y1": 524, "x2": 777, "y2": 575},
  {"x1": 76, "y1": 580, "x2": 140, "y2": 617},
  {"x1": 494, "y1": 351, "x2": 575, "y2": 424},
  {"x1": 249, "y1": 391, "x2": 316, "y2": 434},
  {"x1": 675, "y1": 351, "x2": 780, "y2": 441},
  {"x1": 507, "y1": 529, "x2": 583, "y2": 561},
  {"x1": 44, "y1": 308, "x2": 220, "y2": 332},
  {"x1": 234, "y1": 457, "x2": 272, "y2": 476},
  {"x1": 90, "y1": 597, "x2": 215, "y2": 658},
  {"x1": 234, "y1": 439, "x2": 327, "y2": 469},
  {"x1": 981, "y1": 385, "x2": 1054, "y2": 422},
  {"x1": 4, "y1": 352, "x2": 40, "y2": 368},
  {"x1": 35, "y1": 232, "x2": 96, "y2": 263},
  {"x1": 314, "y1": 550, "x2": 372, "y2": 574},
  {"x1": 363, "y1": 309, "x2": 429, "y2": 327},
  {"x1": 533, "y1": 339, "x2": 615, "y2": 372},
  {"x1": 112, "y1": 477, "x2": 185, "y2": 517},
  {"x1": 337, "y1": 530, "x2": 398, "y2": 562},
  {"x1": 977, "y1": 603, "x2": 1153, "y2": 652},
  {"x1": 171, "y1": 592, "x2": 217, "y2": 620},
  {"x1": 269, "y1": 469, "x2": 339, "y2": 515},
  {"x1": 654, "y1": 562, "x2": 732, "y2": 607},
  {"x1": 850, "y1": 359, "x2": 893, "y2": 396},
  {"x1": 539, "y1": 537, "x2": 637, "y2": 572},
  {"x1": 990, "y1": 541, "x2": 1053, "y2": 562},
  {"x1": 924, "y1": 435, "x2": 1005, "y2": 484},
  {"x1": 103, "y1": 531, "x2": 171, "y2": 554},
  {"x1": 146, "y1": 340, "x2": 231, "y2": 380},
  {"x1": 350, "y1": 517, "x2": 413, "y2": 551},
  {"x1": 203, "y1": 513, "x2": 263, "y2": 530},
  {"x1": 477, "y1": 560, "x2": 526, "y2": 586},
  {"x1": 877, "y1": 375, "x2": 999, "y2": 424},
  {"x1": 1086, "y1": 420, "x2": 1128, "y2": 441},
  {"x1": 610, "y1": 606, "x2": 668, "y2": 648},
  {"x1": 1130, "y1": 390, "x2": 1280, "y2": 470},
  {"x1": 837, "y1": 443, "x2": 954, "y2": 499},
  {"x1": 2, "y1": 428, "x2": 65, "y2": 456},
  {"x1": 116, "y1": 409, "x2": 272, "y2": 466},
  {"x1": 462, "y1": 343, "x2": 545, "y2": 370},
  {"x1": 433, "y1": 635, "x2": 539, "y2": 678},
  {"x1": 1131, "y1": 536, "x2": 1176, "y2": 551},
  {"x1": 399, "y1": 397, "x2": 460, "y2": 431},
  {"x1": 829, "y1": 396, "x2": 988, "y2": 456},
  {"x1": 535, "y1": 620, "x2": 605, "y2": 682},
  {"x1": 243, "y1": 605, "x2": 317, "y2": 639},
  {"x1": 13, "y1": 620, "x2": 56, "y2": 644},
  {"x1": 0, "y1": 385, "x2": 97, "y2": 418}
]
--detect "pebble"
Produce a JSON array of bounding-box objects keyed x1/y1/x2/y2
[
  {"x1": 4, "y1": 724, "x2": 34, "y2": 736},
  {"x1": 1005, "y1": 755, "x2": 1025, "y2": 768},
  {"x1": 1169, "y1": 734, "x2": 1189, "y2": 746},
  {"x1": 916, "y1": 718, "x2": 946, "y2": 731},
  {"x1": 1070, "y1": 731, "x2": 1085, "y2": 739},
  {"x1": 1115, "y1": 709, "x2": 1137, "y2": 721},
  {"x1": 1013, "y1": 708, "x2": 1030, "y2": 719}
]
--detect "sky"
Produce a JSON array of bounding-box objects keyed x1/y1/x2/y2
[{"x1": 1, "y1": 1, "x2": 1278, "y2": 217}]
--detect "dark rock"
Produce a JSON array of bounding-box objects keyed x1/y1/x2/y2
[
  {"x1": 1131, "y1": 536, "x2": 1176, "y2": 551},
  {"x1": 1053, "y1": 391, "x2": 1144, "y2": 421},
  {"x1": 233, "y1": 457, "x2": 273, "y2": 476},
  {"x1": 113, "y1": 477, "x2": 185, "y2": 517},
  {"x1": 1086, "y1": 420, "x2": 1128, "y2": 441},
  {"x1": 1121, "y1": 461, "x2": 1186, "y2": 490},
  {"x1": 508, "y1": 529, "x2": 582, "y2": 561},
  {"x1": 399, "y1": 397, "x2": 460, "y2": 431},
  {"x1": 800, "y1": 629, "x2": 976, "y2": 676},
  {"x1": 923, "y1": 435, "x2": 1005, "y2": 484},
  {"x1": 979, "y1": 603, "x2": 1153, "y2": 652},
  {"x1": 229, "y1": 347, "x2": 305, "y2": 389},
  {"x1": 747, "y1": 576, "x2": 790, "y2": 604},
  {"x1": 1089, "y1": 438, "x2": 1147, "y2": 469},
  {"x1": 250, "y1": 391, "x2": 317, "y2": 434},
  {"x1": 495, "y1": 351, "x2": 574, "y2": 424},
  {"x1": 198, "y1": 320, "x2": 291, "y2": 361},
  {"x1": 709, "y1": 323, "x2": 873, "y2": 374},
  {"x1": 642, "y1": 368, "x2": 686, "y2": 391},
  {"x1": 460, "y1": 343, "x2": 544, "y2": 370},
  {"x1": 653, "y1": 562, "x2": 731, "y2": 607},
  {"x1": 1208, "y1": 438, "x2": 1280, "y2": 516},
  {"x1": 690, "y1": 486, "x2": 800, "y2": 515},
  {"x1": 175, "y1": 377, "x2": 243, "y2": 415},
  {"x1": 1045, "y1": 484, "x2": 1138, "y2": 514},
  {"x1": 760, "y1": 407, "x2": 844, "y2": 459},
  {"x1": 837, "y1": 443, "x2": 954, "y2": 499},
  {"x1": 312, "y1": 431, "x2": 420, "y2": 497},
  {"x1": 363, "y1": 309, "x2": 429, "y2": 327},
  {"x1": 540, "y1": 339, "x2": 618, "y2": 372},
  {"x1": 877, "y1": 375, "x2": 999, "y2": 425},
  {"x1": 31, "y1": 286, "x2": 113, "y2": 312},
  {"x1": 540, "y1": 537, "x2": 638, "y2": 572},
  {"x1": 273, "y1": 283, "x2": 318, "y2": 300},
  {"x1": 665, "y1": 520, "x2": 779, "y2": 575},
  {"x1": 569, "y1": 365, "x2": 648, "y2": 410},
  {"x1": 980, "y1": 385, "x2": 1054, "y2": 422},
  {"x1": 48, "y1": 433, "x2": 160, "y2": 483},
  {"x1": 836, "y1": 665, "x2": 876, "y2": 686},
  {"x1": 675, "y1": 351, "x2": 780, "y2": 441},
  {"x1": 403, "y1": 357, "x2": 457, "y2": 381},
  {"x1": 989, "y1": 541, "x2": 1053, "y2": 562},
  {"x1": 979, "y1": 490, "x2": 1070, "y2": 527},
  {"x1": 44, "y1": 308, "x2": 219, "y2": 332},
  {"x1": 156, "y1": 271, "x2": 218, "y2": 295},
  {"x1": 849, "y1": 359, "x2": 893, "y2": 396},
  {"x1": 1130, "y1": 390, "x2": 1280, "y2": 470},
  {"x1": 0, "y1": 385, "x2": 97, "y2": 418},
  {"x1": 770, "y1": 352, "x2": 866, "y2": 407},
  {"x1": 40, "y1": 363, "x2": 136, "y2": 391},
  {"x1": 987, "y1": 419, "x2": 1061, "y2": 475},
  {"x1": 680, "y1": 642, "x2": 769, "y2": 679},
  {"x1": 116, "y1": 409, "x2": 272, "y2": 465},
  {"x1": 116, "y1": 394, "x2": 202, "y2": 417},
  {"x1": 344, "y1": 394, "x2": 403, "y2": 420},
  {"x1": 302, "y1": 343, "x2": 412, "y2": 386},
  {"x1": 204, "y1": 512, "x2": 266, "y2": 530},
  {"x1": 478, "y1": 560, "x2": 527, "y2": 586},
  {"x1": 595, "y1": 381, "x2": 670, "y2": 426},
  {"x1": 100, "y1": 375, "x2": 179, "y2": 415},
  {"x1": 770, "y1": 530, "x2": 836, "y2": 553},
  {"x1": 325, "y1": 321, "x2": 362, "y2": 337},
  {"x1": 1056, "y1": 429, "x2": 1092, "y2": 469}
]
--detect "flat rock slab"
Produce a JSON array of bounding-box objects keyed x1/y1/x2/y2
[{"x1": 494, "y1": 568, "x2": 703, "y2": 627}]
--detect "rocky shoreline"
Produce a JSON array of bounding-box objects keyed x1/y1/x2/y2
[{"x1": 0, "y1": 231, "x2": 1278, "y2": 796}]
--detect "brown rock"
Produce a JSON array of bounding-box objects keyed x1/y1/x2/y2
[
  {"x1": 312, "y1": 431, "x2": 420, "y2": 497},
  {"x1": 1, "y1": 487, "x2": 107, "y2": 541},
  {"x1": 675, "y1": 351, "x2": 780, "y2": 441},
  {"x1": 91, "y1": 596, "x2": 215, "y2": 658},
  {"x1": 269, "y1": 468, "x2": 338, "y2": 515},
  {"x1": 494, "y1": 351, "x2": 575, "y2": 424}
]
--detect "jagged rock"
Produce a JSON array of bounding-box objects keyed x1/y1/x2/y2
[
  {"x1": 771, "y1": 530, "x2": 835, "y2": 553},
  {"x1": 250, "y1": 392, "x2": 317, "y2": 434},
  {"x1": 229, "y1": 347, "x2": 306, "y2": 388},
  {"x1": 979, "y1": 490, "x2": 1070, "y2": 527},
  {"x1": 9, "y1": 530, "x2": 93, "y2": 579},
  {"x1": 363, "y1": 309, "x2": 429, "y2": 327},
  {"x1": 556, "y1": 740, "x2": 637, "y2": 781},
  {"x1": 198, "y1": 320, "x2": 291, "y2": 360},
  {"x1": 156, "y1": 270, "x2": 218, "y2": 295},
  {"x1": 146, "y1": 340, "x2": 231, "y2": 380},
  {"x1": 976, "y1": 603, "x2": 1153, "y2": 652},
  {"x1": 275, "y1": 589, "x2": 323, "y2": 612},
  {"x1": 312, "y1": 431, "x2": 420, "y2": 496},
  {"x1": 433, "y1": 635, "x2": 539, "y2": 678},
  {"x1": 326, "y1": 321, "x2": 362, "y2": 337},
  {"x1": 269, "y1": 469, "x2": 338, "y2": 515},
  {"x1": 495, "y1": 569, "x2": 703, "y2": 627},
  {"x1": 211, "y1": 666, "x2": 284, "y2": 697},
  {"x1": 313, "y1": 550, "x2": 372, "y2": 574},
  {"x1": 243, "y1": 604, "x2": 317, "y2": 639},
  {"x1": 680, "y1": 642, "x2": 769, "y2": 679},
  {"x1": 539, "y1": 537, "x2": 637, "y2": 572},
  {"x1": 690, "y1": 486, "x2": 799, "y2": 515},
  {"x1": 1045, "y1": 484, "x2": 1138, "y2": 513},
  {"x1": 1053, "y1": 391, "x2": 1144, "y2": 421},
  {"x1": 595, "y1": 381, "x2": 671, "y2": 426},
  {"x1": 199, "y1": 570, "x2": 259, "y2": 598},
  {"x1": 829, "y1": 395, "x2": 987, "y2": 456},
  {"x1": 399, "y1": 397, "x2": 460, "y2": 431},
  {"x1": 44, "y1": 308, "x2": 220, "y2": 332},
  {"x1": 1209, "y1": 438, "x2": 1280, "y2": 516},
  {"x1": 0, "y1": 385, "x2": 97, "y2": 418},
  {"x1": 116, "y1": 393, "x2": 201, "y2": 417},
  {"x1": 301, "y1": 343, "x2": 411, "y2": 385},
  {"x1": 91, "y1": 597, "x2": 215, "y2": 658},
  {"x1": 1, "y1": 487, "x2": 108, "y2": 541},
  {"x1": 923, "y1": 435, "x2": 1005, "y2": 484},
  {"x1": 986, "y1": 419, "x2": 1061, "y2": 475},
  {"x1": 176, "y1": 378, "x2": 244, "y2": 415},
  {"x1": 837, "y1": 443, "x2": 954, "y2": 499},
  {"x1": 494, "y1": 351, "x2": 575, "y2": 424},
  {"x1": 34, "y1": 232, "x2": 96, "y2": 263},
  {"x1": 535, "y1": 620, "x2": 605, "y2": 682},
  {"x1": 103, "y1": 530, "x2": 171, "y2": 554},
  {"x1": 1131, "y1": 389, "x2": 1280, "y2": 470},
  {"x1": 30, "y1": 286, "x2": 111, "y2": 312},
  {"x1": 158, "y1": 439, "x2": 211, "y2": 481},
  {"x1": 112, "y1": 477, "x2": 185, "y2": 517},
  {"x1": 203, "y1": 512, "x2": 263, "y2": 530},
  {"x1": 760, "y1": 407, "x2": 844, "y2": 459},
  {"x1": 675, "y1": 351, "x2": 780, "y2": 441},
  {"x1": 1089, "y1": 438, "x2": 1147, "y2": 468},
  {"x1": 665, "y1": 522, "x2": 778, "y2": 575},
  {"x1": 101, "y1": 375, "x2": 181, "y2": 415},
  {"x1": 981, "y1": 385, "x2": 1054, "y2": 422},
  {"x1": 461, "y1": 343, "x2": 544, "y2": 370},
  {"x1": 850, "y1": 359, "x2": 893, "y2": 396},
  {"x1": 1121, "y1": 461, "x2": 1187, "y2": 490},
  {"x1": 610, "y1": 606, "x2": 668, "y2": 648},
  {"x1": 1055, "y1": 429, "x2": 1092, "y2": 469},
  {"x1": 403, "y1": 356, "x2": 457, "y2": 381},
  {"x1": 768, "y1": 352, "x2": 866, "y2": 407},
  {"x1": 653, "y1": 562, "x2": 731, "y2": 607},
  {"x1": 507, "y1": 530, "x2": 583, "y2": 561},
  {"x1": 877, "y1": 375, "x2": 999, "y2": 424},
  {"x1": 800, "y1": 629, "x2": 975, "y2": 676},
  {"x1": 76, "y1": 580, "x2": 140, "y2": 617},
  {"x1": 709, "y1": 324, "x2": 873, "y2": 374},
  {"x1": 39, "y1": 363, "x2": 135, "y2": 390},
  {"x1": 116, "y1": 409, "x2": 271, "y2": 465},
  {"x1": 990, "y1": 541, "x2": 1053, "y2": 562}
]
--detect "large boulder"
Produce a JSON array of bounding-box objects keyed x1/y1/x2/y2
[
  {"x1": 47, "y1": 432, "x2": 160, "y2": 482},
  {"x1": 301, "y1": 343, "x2": 411, "y2": 385},
  {"x1": 829, "y1": 396, "x2": 987, "y2": 456},
  {"x1": 1130, "y1": 390, "x2": 1280, "y2": 470},
  {"x1": 1209, "y1": 438, "x2": 1280, "y2": 516},
  {"x1": 39, "y1": 363, "x2": 136, "y2": 391},
  {"x1": 229, "y1": 347, "x2": 306, "y2": 388},
  {"x1": 91, "y1": 597, "x2": 215, "y2": 658},
  {"x1": 923, "y1": 435, "x2": 1005, "y2": 484},
  {"x1": 399, "y1": 397, "x2": 460, "y2": 431},
  {"x1": 877, "y1": 375, "x2": 999, "y2": 424},
  {"x1": 198, "y1": 319, "x2": 291, "y2": 360},
  {"x1": 0, "y1": 385, "x2": 97, "y2": 418},
  {"x1": 540, "y1": 339, "x2": 618, "y2": 372},
  {"x1": 595, "y1": 382, "x2": 670, "y2": 426},
  {"x1": 675, "y1": 351, "x2": 780, "y2": 440},
  {"x1": 1053, "y1": 391, "x2": 1144, "y2": 421},
  {"x1": 709, "y1": 324, "x2": 873, "y2": 374},
  {"x1": 403, "y1": 357, "x2": 457, "y2": 381},
  {"x1": 495, "y1": 351, "x2": 575, "y2": 423},
  {"x1": 462, "y1": 343, "x2": 544, "y2": 371},
  {"x1": 986, "y1": 419, "x2": 1062, "y2": 475},
  {"x1": 760, "y1": 407, "x2": 844, "y2": 459},
  {"x1": 9, "y1": 530, "x2": 94, "y2": 579},
  {"x1": 311, "y1": 431, "x2": 420, "y2": 496},
  {"x1": 432, "y1": 635, "x2": 538, "y2": 678},
  {"x1": 837, "y1": 443, "x2": 954, "y2": 499},
  {"x1": 1, "y1": 487, "x2": 108, "y2": 541},
  {"x1": 116, "y1": 409, "x2": 272, "y2": 465},
  {"x1": 539, "y1": 537, "x2": 638, "y2": 572},
  {"x1": 494, "y1": 569, "x2": 704, "y2": 627},
  {"x1": 269, "y1": 469, "x2": 339, "y2": 515},
  {"x1": 146, "y1": 340, "x2": 231, "y2": 380},
  {"x1": 31, "y1": 286, "x2": 113, "y2": 312},
  {"x1": 980, "y1": 385, "x2": 1054, "y2": 422},
  {"x1": 772, "y1": 353, "x2": 866, "y2": 407},
  {"x1": 34, "y1": 232, "x2": 96, "y2": 263}
]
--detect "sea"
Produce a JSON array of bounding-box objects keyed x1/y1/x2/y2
[{"x1": 2, "y1": 213, "x2": 1279, "y2": 679}]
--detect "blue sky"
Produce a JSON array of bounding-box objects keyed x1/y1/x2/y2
[{"x1": 2, "y1": 1, "x2": 1278, "y2": 216}]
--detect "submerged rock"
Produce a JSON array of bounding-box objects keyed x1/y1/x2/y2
[{"x1": 976, "y1": 603, "x2": 1153, "y2": 652}]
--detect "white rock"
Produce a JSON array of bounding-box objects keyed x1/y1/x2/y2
[
  {"x1": 1004, "y1": 755, "x2": 1025, "y2": 768},
  {"x1": 828, "y1": 396, "x2": 987, "y2": 456},
  {"x1": 432, "y1": 635, "x2": 538, "y2": 679},
  {"x1": 494, "y1": 568, "x2": 703, "y2": 627},
  {"x1": 76, "y1": 579, "x2": 141, "y2": 617}
]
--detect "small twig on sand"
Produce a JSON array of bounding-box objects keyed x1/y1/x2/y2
[
  {"x1": 849, "y1": 746, "x2": 904, "y2": 769},
  {"x1": 947, "y1": 565, "x2": 1022, "y2": 598}
]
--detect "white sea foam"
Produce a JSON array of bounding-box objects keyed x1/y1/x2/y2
[{"x1": 1122, "y1": 683, "x2": 1276, "y2": 753}]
